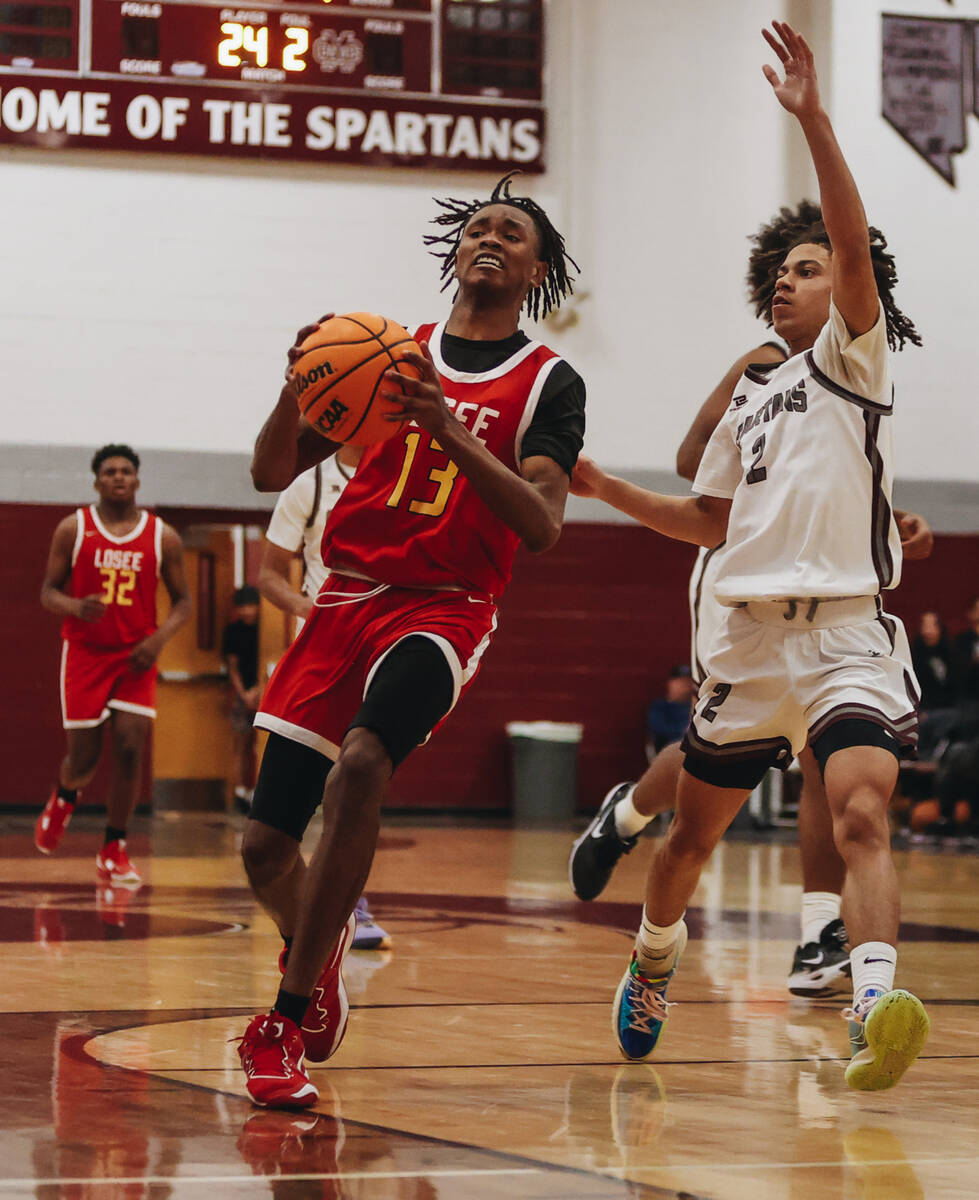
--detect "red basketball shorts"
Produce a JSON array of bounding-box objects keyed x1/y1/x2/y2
[
  {"x1": 60, "y1": 640, "x2": 158, "y2": 728},
  {"x1": 255, "y1": 576, "x2": 498, "y2": 760}
]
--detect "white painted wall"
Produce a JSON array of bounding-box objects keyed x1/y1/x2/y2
[
  {"x1": 827, "y1": 0, "x2": 979, "y2": 483},
  {"x1": 1, "y1": 0, "x2": 976, "y2": 484},
  {"x1": 0, "y1": 0, "x2": 785, "y2": 469}
]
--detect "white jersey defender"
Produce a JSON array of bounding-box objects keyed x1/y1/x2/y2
[{"x1": 686, "y1": 301, "x2": 919, "y2": 770}]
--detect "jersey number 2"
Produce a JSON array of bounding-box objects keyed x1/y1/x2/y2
[
  {"x1": 701, "y1": 682, "x2": 731, "y2": 723},
  {"x1": 386, "y1": 432, "x2": 459, "y2": 518},
  {"x1": 746, "y1": 433, "x2": 768, "y2": 485}
]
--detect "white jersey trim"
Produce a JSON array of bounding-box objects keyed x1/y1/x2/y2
[
  {"x1": 107, "y1": 698, "x2": 157, "y2": 719},
  {"x1": 153, "y1": 517, "x2": 163, "y2": 578},
  {"x1": 514, "y1": 355, "x2": 563, "y2": 465},
  {"x1": 70, "y1": 509, "x2": 86, "y2": 567},
  {"x1": 426, "y1": 320, "x2": 544, "y2": 383},
  {"x1": 254, "y1": 712, "x2": 342, "y2": 762},
  {"x1": 88, "y1": 505, "x2": 150, "y2": 545}
]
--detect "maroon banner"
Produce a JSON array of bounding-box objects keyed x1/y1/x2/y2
[{"x1": 0, "y1": 75, "x2": 544, "y2": 170}]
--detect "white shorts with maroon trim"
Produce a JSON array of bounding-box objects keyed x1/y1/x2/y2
[
  {"x1": 254, "y1": 576, "x2": 498, "y2": 760},
  {"x1": 686, "y1": 597, "x2": 919, "y2": 768},
  {"x1": 60, "y1": 640, "x2": 158, "y2": 728}
]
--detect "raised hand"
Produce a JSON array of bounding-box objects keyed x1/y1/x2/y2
[{"x1": 762, "y1": 21, "x2": 821, "y2": 119}]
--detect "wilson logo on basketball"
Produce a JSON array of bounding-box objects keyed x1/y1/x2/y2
[
  {"x1": 314, "y1": 397, "x2": 350, "y2": 433},
  {"x1": 296, "y1": 361, "x2": 336, "y2": 391}
]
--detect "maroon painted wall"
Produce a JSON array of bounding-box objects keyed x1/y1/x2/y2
[{"x1": 4, "y1": 502, "x2": 978, "y2": 813}]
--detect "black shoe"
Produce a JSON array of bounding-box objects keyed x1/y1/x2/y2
[
  {"x1": 569, "y1": 783, "x2": 638, "y2": 901},
  {"x1": 787, "y1": 917, "x2": 851, "y2": 997}
]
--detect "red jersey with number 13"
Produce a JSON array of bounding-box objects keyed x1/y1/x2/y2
[
  {"x1": 61, "y1": 506, "x2": 162, "y2": 647},
  {"x1": 321, "y1": 322, "x2": 566, "y2": 598}
]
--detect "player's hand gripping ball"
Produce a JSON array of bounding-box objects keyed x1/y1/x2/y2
[{"x1": 292, "y1": 312, "x2": 422, "y2": 445}]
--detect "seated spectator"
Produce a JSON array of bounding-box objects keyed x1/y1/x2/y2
[
  {"x1": 953, "y1": 596, "x2": 979, "y2": 712},
  {"x1": 911, "y1": 611, "x2": 959, "y2": 759},
  {"x1": 646, "y1": 665, "x2": 696, "y2": 759}
]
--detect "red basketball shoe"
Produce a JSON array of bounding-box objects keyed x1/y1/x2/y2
[
  {"x1": 95, "y1": 840, "x2": 142, "y2": 886},
  {"x1": 35, "y1": 790, "x2": 75, "y2": 855},
  {"x1": 236, "y1": 1014, "x2": 318, "y2": 1109},
  {"x1": 278, "y1": 913, "x2": 357, "y2": 1063}
]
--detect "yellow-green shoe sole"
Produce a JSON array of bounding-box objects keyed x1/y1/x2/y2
[{"x1": 845, "y1": 990, "x2": 930, "y2": 1092}]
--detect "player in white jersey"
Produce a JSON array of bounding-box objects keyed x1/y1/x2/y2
[
  {"x1": 573, "y1": 23, "x2": 928, "y2": 1091},
  {"x1": 570, "y1": 204, "x2": 933, "y2": 999},
  {"x1": 257, "y1": 444, "x2": 392, "y2": 952}
]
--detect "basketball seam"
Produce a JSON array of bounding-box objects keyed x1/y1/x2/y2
[
  {"x1": 297, "y1": 315, "x2": 392, "y2": 418},
  {"x1": 344, "y1": 335, "x2": 418, "y2": 443}
]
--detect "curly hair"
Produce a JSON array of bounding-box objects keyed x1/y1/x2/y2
[
  {"x1": 91, "y1": 443, "x2": 139, "y2": 474},
  {"x1": 423, "y1": 171, "x2": 578, "y2": 321},
  {"x1": 746, "y1": 200, "x2": 921, "y2": 352}
]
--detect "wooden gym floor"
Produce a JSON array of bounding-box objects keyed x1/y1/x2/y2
[{"x1": 1, "y1": 812, "x2": 977, "y2": 1199}]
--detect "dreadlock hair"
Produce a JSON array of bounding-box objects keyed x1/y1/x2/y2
[
  {"x1": 746, "y1": 200, "x2": 921, "y2": 352},
  {"x1": 91, "y1": 443, "x2": 139, "y2": 474},
  {"x1": 423, "y1": 171, "x2": 578, "y2": 321}
]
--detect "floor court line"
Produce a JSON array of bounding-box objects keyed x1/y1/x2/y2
[
  {"x1": 0, "y1": 1170, "x2": 542, "y2": 1188},
  {"x1": 7, "y1": 1156, "x2": 979, "y2": 1188},
  {"x1": 609, "y1": 1156, "x2": 979, "y2": 1173}
]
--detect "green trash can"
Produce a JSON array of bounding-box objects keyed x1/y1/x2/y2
[{"x1": 506, "y1": 720, "x2": 584, "y2": 824}]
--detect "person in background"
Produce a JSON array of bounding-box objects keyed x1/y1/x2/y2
[
  {"x1": 257, "y1": 443, "x2": 391, "y2": 952},
  {"x1": 645, "y1": 666, "x2": 696, "y2": 759},
  {"x1": 953, "y1": 597, "x2": 979, "y2": 711},
  {"x1": 222, "y1": 585, "x2": 262, "y2": 814},
  {"x1": 911, "y1": 611, "x2": 958, "y2": 760},
  {"x1": 36, "y1": 444, "x2": 191, "y2": 885}
]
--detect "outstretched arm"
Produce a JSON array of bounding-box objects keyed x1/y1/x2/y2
[
  {"x1": 572, "y1": 456, "x2": 730, "y2": 548},
  {"x1": 762, "y1": 21, "x2": 879, "y2": 338},
  {"x1": 259, "y1": 541, "x2": 313, "y2": 620},
  {"x1": 676, "y1": 343, "x2": 786, "y2": 481}
]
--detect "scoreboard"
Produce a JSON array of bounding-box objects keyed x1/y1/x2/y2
[{"x1": 0, "y1": 0, "x2": 545, "y2": 169}]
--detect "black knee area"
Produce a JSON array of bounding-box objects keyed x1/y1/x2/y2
[
  {"x1": 811, "y1": 719, "x2": 902, "y2": 774},
  {"x1": 350, "y1": 635, "x2": 455, "y2": 769},
  {"x1": 682, "y1": 742, "x2": 786, "y2": 791},
  {"x1": 250, "y1": 732, "x2": 332, "y2": 841}
]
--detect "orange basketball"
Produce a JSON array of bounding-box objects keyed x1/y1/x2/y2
[{"x1": 293, "y1": 312, "x2": 422, "y2": 445}]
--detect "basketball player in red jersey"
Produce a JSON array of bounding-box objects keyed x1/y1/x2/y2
[
  {"x1": 235, "y1": 174, "x2": 585, "y2": 1108},
  {"x1": 36, "y1": 444, "x2": 191, "y2": 885}
]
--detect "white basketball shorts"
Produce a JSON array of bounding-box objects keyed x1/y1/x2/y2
[
  {"x1": 683, "y1": 596, "x2": 920, "y2": 786},
  {"x1": 688, "y1": 543, "x2": 725, "y2": 687}
]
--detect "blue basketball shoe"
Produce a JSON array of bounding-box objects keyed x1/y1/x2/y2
[{"x1": 613, "y1": 923, "x2": 687, "y2": 1061}]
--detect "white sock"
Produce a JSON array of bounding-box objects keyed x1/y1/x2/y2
[
  {"x1": 850, "y1": 942, "x2": 897, "y2": 1004},
  {"x1": 635, "y1": 909, "x2": 685, "y2": 977},
  {"x1": 614, "y1": 786, "x2": 651, "y2": 838},
  {"x1": 801, "y1": 892, "x2": 842, "y2": 946}
]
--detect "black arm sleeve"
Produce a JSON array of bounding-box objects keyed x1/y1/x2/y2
[{"x1": 519, "y1": 360, "x2": 586, "y2": 479}]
